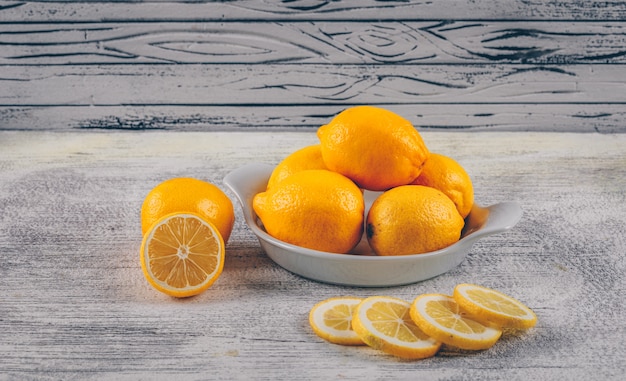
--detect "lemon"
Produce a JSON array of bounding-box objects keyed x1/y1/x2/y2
[
  {"x1": 309, "y1": 297, "x2": 364, "y2": 346},
  {"x1": 317, "y1": 106, "x2": 429, "y2": 191},
  {"x1": 267, "y1": 144, "x2": 328, "y2": 189},
  {"x1": 352, "y1": 296, "x2": 441, "y2": 359},
  {"x1": 411, "y1": 153, "x2": 474, "y2": 218},
  {"x1": 253, "y1": 169, "x2": 364, "y2": 254},
  {"x1": 410, "y1": 293, "x2": 502, "y2": 350},
  {"x1": 453, "y1": 284, "x2": 538, "y2": 329},
  {"x1": 140, "y1": 213, "x2": 225, "y2": 298},
  {"x1": 366, "y1": 185, "x2": 464, "y2": 255},
  {"x1": 141, "y1": 177, "x2": 234, "y2": 243}
]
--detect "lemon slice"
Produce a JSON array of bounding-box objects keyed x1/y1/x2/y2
[
  {"x1": 453, "y1": 283, "x2": 537, "y2": 329},
  {"x1": 352, "y1": 296, "x2": 441, "y2": 359},
  {"x1": 309, "y1": 297, "x2": 364, "y2": 346},
  {"x1": 140, "y1": 212, "x2": 225, "y2": 298},
  {"x1": 410, "y1": 293, "x2": 502, "y2": 350}
]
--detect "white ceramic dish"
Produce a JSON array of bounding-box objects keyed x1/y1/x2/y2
[{"x1": 224, "y1": 163, "x2": 523, "y2": 287}]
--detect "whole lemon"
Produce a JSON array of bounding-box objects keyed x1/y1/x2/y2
[
  {"x1": 267, "y1": 144, "x2": 327, "y2": 189},
  {"x1": 411, "y1": 153, "x2": 474, "y2": 218},
  {"x1": 141, "y1": 178, "x2": 235, "y2": 243},
  {"x1": 366, "y1": 185, "x2": 464, "y2": 255},
  {"x1": 253, "y1": 170, "x2": 364, "y2": 254},
  {"x1": 317, "y1": 106, "x2": 429, "y2": 191}
]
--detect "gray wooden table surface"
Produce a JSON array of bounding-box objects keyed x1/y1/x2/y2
[{"x1": 1, "y1": 1, "x2": 625, "y2": 380}]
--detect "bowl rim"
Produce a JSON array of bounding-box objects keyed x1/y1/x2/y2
[
  {"x1": 223, "y1": 163, "x2": 523, "y2": 263},
  {"x1": 245, "y1": 203, "x2": 488, "y2": 262}
]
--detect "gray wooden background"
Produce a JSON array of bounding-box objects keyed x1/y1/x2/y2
[
  {"x1": 1, "y1": 1, "x2": 625, "y2": 380},
  {"x1": 1, "y1": 0, "x2": 625, "y2": 133}
]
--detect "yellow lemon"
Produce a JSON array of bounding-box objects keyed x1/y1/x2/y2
[
  {"x1": 253, "y1": 169, "x2": 364, "y2": 253},
  {"x1": 453, "y1": 283, "x2": 538, "y2": 329},
  {"x1": 141, "y1": 177, "x2": 234, "y2": 243},
  {"x1": 267, "y1": 144, "x2": 327, "y2": 189},
  {"x1": 352, "y1": 296, "x2": 441, "y2": 359},
  {"x1": 366, "y1": 185, "x2": 464, "y2": 255},
  {"x1": 317, "y1": 106, "x2": 429, "y2": 191},
  {"x1": 411, "y1": 153, "x2": 474, "y2": 218},
  {"x1": 309, "y1": 297, "x2": 365, "y2": 346},
  {"x1": 410, "y1": 293, "x2": 502, "y2": 350},
  {"x1": 140, "y1": 212, "x2": 225, "y2": 298}
]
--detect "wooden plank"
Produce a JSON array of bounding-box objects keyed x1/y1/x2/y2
[
  {"x1": 2, "y1": 3, "x2": 625, "y2": 134},
  {"x1": 1, "y1": 0, "x2": 626, "y2": 22},
  {"x1": 1, "y1": 104, "x2": 624, "y2": 133},
  {"x1": 2, "y1": 21, "x2": 626, "y2": 65},
  {"x1": 1, "y1": 130, "x2": 625, "y2": 379},
  {"x1": 2, "y1": 64, "x2": 625, "y2": 106}
]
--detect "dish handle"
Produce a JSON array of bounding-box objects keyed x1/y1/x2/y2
[
  {"x1": 223, "y1": 163, "x2": 274, "y2": 219},
  {"x1": 473, "y1": 201, "x2": 523, "y2": 239}
]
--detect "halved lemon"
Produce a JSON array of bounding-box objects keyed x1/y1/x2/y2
[
  {"x1": 140, "y1": 212, "x2": 225, "y2": 298},
  {"x1": 410, "y1": 293, "x2": 502, "y2": 350},
  {"x1": 453, "y1": 283, "x2": 537, "y2": 329},
  {"x1": 309, "y1": 297, "x2": 364, "y2": 346},
  {"x1": 352, "y1": 296, "x2": 441, "y2": 359}
]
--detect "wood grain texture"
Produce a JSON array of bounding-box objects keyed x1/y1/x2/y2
[
  {"x1": 1, "y1": 104, "x2": 625, "y2": 133},
  {"x1": 2, "y1": 21, "x2": 626, "y2": 65},
  {"x1": 4, "y1": 64, "x2": 626, "y2": 104},
  {"x1": 1, "y1": 1, "x2": 626, "y2": 132},
  {"x1": 2, "y1": 2, "x2": 625, "y2": 379},
  {"x1": 2, "y1": 0, "x2": 626, "y2": 21},
  {"x1": 1, "y1": 131, "x2": 625, "y2": 380},
  {"x1": 1, "y1": 63, "x2": 625, "y2": 132}
]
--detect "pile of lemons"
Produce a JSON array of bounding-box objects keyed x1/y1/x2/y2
[
  {"x1": 254, "y1": 105, "x2": 474, "y2": 256},
  {"x1": 135, "y1": 105, "x2": 475, "y2": 298},
  {"x1": 309, "y1": 283, "x2": 538, "y2": 360}
]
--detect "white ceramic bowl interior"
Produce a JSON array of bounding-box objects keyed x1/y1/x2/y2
[{"x1": 224, "y1": 163, "x2": 523, "y2": 287}]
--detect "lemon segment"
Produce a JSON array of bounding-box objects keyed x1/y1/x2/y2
[
  {"x1": 410, "y1": 293, "x2": 502, "y2": 350},
  {"x1": 309, "y1": 297, "x2": 365, "y2": 346},
  {"x1": 453, "y1": 284, "x2": 538, "y2": 329},
  {"x1": 140, "y1": 212, "x2": 225, "y2": 298},
  {"x1": 352, "y1": 296, "x2": 441, "y2": 359}
]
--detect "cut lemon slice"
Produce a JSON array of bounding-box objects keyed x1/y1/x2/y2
[
  {"x1": 453, "y1": 283, "x2": 537, "y2": 329},
  {"x1": 410, "y1": 293, "x2": 502, "y2": 350},
  {"x1": 140, "y1": 212, "x2": 225, "y2": 298},
  {"x1": 309, "y1": 297, "x2": 364, "y2": 346},
  {"x1": 352, "y1": 296, "x2": 441, "y2": 359}
]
